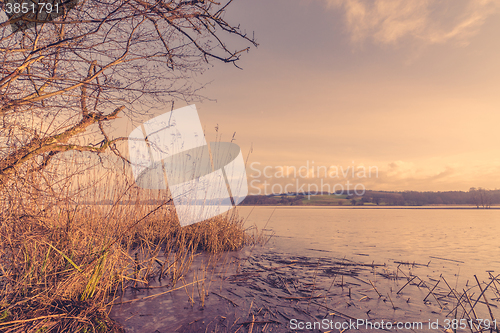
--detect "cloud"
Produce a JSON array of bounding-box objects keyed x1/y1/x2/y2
[
  {"x1": 326, "y1": 0, "x2": 500, "y2": 46},
  {"x1": 360, "y1": 161, "x2": 458, "y2": 191}
]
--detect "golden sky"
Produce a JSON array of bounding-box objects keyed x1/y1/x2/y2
[
  {"x1": 184, "y1": 0, "x2": 500, "y2": 192},
  {"x1": 112, "y1": 0, "x2": 500, "y2": 193}
]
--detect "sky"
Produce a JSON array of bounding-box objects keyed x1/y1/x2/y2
[
  {"x1": 5, "y1": 0, "x2": 500, "y2": 196},
  {"x1": 181, "y1": 0, "x2": 500, "y2": 193}
]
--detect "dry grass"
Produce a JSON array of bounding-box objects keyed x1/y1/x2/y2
[{"x1": 0, "y1": 153, "x2": 252, "y2": 332}]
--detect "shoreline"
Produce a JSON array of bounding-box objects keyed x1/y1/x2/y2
[{"x1": 239, "y1": 205, "x2": 500, "y2": 209}]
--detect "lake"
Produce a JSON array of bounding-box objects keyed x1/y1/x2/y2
[
  {"x1": 238, "y1": 206, "x2": 500, "y2": 281},
  {"x1": 111, "y1": 206, "x2": 500, "y2": 332}
]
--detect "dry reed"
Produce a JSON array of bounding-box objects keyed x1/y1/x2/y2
[{"x1": 0, "y1": 152, "x2": 252, "y2": 332}]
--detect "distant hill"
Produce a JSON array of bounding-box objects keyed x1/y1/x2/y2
[{"x1": 240, "y1": 189, "x2": 500, "y2": 208}]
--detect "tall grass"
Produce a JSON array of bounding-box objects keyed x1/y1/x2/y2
[{"x1": 0, "y1": 152, "x2": 250, "y2": 332}]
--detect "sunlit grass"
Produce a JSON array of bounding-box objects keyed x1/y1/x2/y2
[{"x1": 0, "y1": 153, "x2": 252, "y2": 332}]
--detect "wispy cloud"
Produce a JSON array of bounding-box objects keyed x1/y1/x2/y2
[{"x1": 326, "y1": 0, "x2": 500, "y2": 46}]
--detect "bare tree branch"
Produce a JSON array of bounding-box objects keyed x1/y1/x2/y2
[{"x1": 0, "y1": 0, "x2": 256, "y2": 187}]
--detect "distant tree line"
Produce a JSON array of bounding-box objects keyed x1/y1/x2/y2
[
  {"x1": 242, "y1": 194, "x2": 304, "y2": 206},
  {"x1": 241, "y1": 188, "x2": 500, "y2": 208},
  {"x1": 356, "y1": 188, "x2": 499, "y2": 208}
]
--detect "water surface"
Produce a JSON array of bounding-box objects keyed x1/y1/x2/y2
[
  {"x1": 238, "y1": 206, "x2": 500, "y2": 282},
  {"x1": 111, "y1": 206, "x2": 500, "y2": 332}
]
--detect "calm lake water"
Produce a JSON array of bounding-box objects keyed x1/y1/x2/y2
[
  {"x1": 111, "y1": 206, "x2": 500, "y2": 332},
  {"x1": 237, "y1": 206, "x2": 500, "y2": 282}
]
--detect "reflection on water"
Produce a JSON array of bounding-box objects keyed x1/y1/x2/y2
[{"x1": 238, "y1": 206, "x2": 500, "y2": 279}]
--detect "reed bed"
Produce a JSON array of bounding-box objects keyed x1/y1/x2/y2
[
  {"x1": 171, "y1": 253, "x2": 500, "y2": 333},
  {"x1": 0, "y1": 152, "x2": 252, "y2": 332}
]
